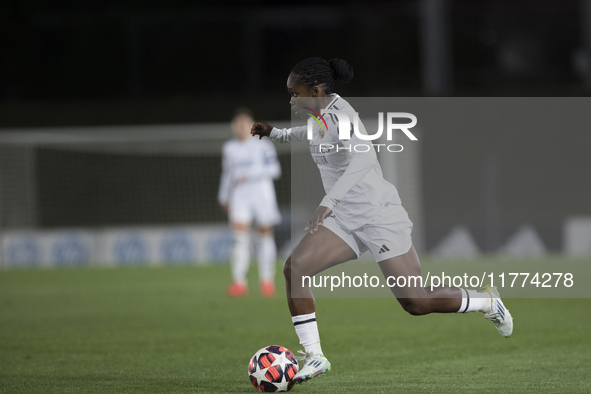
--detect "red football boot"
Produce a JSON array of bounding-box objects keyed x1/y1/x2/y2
[
  {"x1": 260, "y1": 280, "x2": 276, "y2": 297},
  {"x1": 227, "y1": 282, "x2": 248, "y2": 297}
]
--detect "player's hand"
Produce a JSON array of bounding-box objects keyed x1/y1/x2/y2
[
  {"x1": 251, "y1": 122, "x2": 273, "y2": 139},
  {"x1": 235, "y1": 176, "x2": 248, "y2": 185},
  {"x1": 305, "y1": 206, "x2": 331, "y2": 234},
  {"x1": 220, "y1": 203, "x2": 229, "y2": 214}
]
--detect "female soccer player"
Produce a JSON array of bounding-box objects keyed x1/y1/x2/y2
[
  {"x1": 251, "y1": 58, "x2": 513, "y2": 386},
  {"x1": 219, "y1": 108, "x2": 281, "y2": 297}
]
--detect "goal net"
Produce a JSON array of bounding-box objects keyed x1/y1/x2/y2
[
  {"x1": 0, "y1": 117, "x2": 423, "y2": 268},
  {"x1": 0, "y1": 122, "x2": 293, "y2": 267}
]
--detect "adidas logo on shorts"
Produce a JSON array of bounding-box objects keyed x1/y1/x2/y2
[{"x1": 378, "y1": 244, "x2": 390, "y2": 254}]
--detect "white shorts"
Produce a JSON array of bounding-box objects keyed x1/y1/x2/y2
[
  {"x1": 322, "y1": 203, "x2": 413, "y2": 262},
  {"x1": 229, "y1": 181, "x2": 281, "y2": 227}
]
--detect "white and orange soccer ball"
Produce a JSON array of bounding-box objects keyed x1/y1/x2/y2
[{"x1": 248, "y1": 345, "x2": 298, "y2": 392}]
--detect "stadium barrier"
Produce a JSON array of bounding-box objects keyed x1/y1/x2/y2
[
  {"x1": 0, "y1": 224, "x2": 233, "y2": 268},
  {"x1": 564, "y1": 217, "x2": 591, "y2": 257}
]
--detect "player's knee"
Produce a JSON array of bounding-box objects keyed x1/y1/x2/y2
[
  {"x1": 399, "y1": 298, "x2": 430, "y2": 316},
  {"x1": 288, "y1": 252, "x2": 312, "y2": 278},
  {"x1": 232, "y1": 222, "x2": 249, "y2": 233},
  {"x1": 257, "y1": 226, "x2": 274, "y2": 236},
  {"x1": 283, "y1": 257, "x2": 291, "y2": 281}
]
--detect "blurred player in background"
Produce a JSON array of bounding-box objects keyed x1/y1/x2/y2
[{"x1": 218, "y1": 108, "x2": 281, "y2": 297}]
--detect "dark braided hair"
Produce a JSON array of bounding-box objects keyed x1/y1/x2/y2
[{"x1": 290, "y1": 57, "x2": 354, "y2": 94}]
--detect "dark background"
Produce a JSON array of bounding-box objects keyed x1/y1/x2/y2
[
  {"x1": 1, "y1": 0, "x2": 587, "y2": 125},
  {"x1": 1, "y1": 0, "x2": 590, "y2": 252}
]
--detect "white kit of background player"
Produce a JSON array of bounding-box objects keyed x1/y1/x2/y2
[{"x1": 218, "y1": 110, "x2": 281, "y2": 297}]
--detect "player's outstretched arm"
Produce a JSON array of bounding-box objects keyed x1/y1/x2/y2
[
  {"x1": 253, "y1": 123, "x2": 308, "y2": 143},
  {"x1": 251, "y1": 122, "x2": 274, "y2": 139}
]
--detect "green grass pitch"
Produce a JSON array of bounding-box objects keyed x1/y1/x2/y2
[{"x1": 1, "y1": 261, "x2": 590, "y2": 393}]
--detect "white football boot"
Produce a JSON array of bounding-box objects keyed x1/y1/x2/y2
[
  {"x1": 289, "y1": 350, "x2": 331, "y2": 387},
  {"x1": 481, "y1": 285, "x2": 513, "y2": 338}
]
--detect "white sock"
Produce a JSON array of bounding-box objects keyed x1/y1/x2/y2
[
  {"x1": 231, "y1": 231, "x2": 250, "y2": 284},
  {"x1": 256, "y1": 233, "x2": 277, "y2": 282},
  {"x1": 457, "y1": 288, "x2": 492, "y2": 313},
  {"x1": 292, "y1": 312, "x2": 323, "y2": 355}
]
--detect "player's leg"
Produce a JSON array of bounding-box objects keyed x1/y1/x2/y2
[
  {"x1": 378, "y1": 245, "x2": 513, "y2": 337},
  {"x1": 378, "y1": 245, "x2": 462, "y2": 313},
  {"x1": 357, "y1": 215, "x2": 463, "y2": 313},
  {"x1": 253, "y1": 183, "x2": 281, "y2": 297},
  {"x1": 286, "y1": 225, "x2": 357, "y2": 314},
  {"x1": 286, "y1": 225, "x2": 357, "y2": 386},
  {"x1": 227, "y1": 192, "x2": 254, "y2": 297},
  {"x1": 255, "y1": 225, "x2": 277, "y2": 297},
  {"x1": 227, "y1": 221, "x2": 251, "y2": 296}
]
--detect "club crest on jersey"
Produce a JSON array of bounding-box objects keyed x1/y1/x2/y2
[{"x1": 303, "y1": 107, "x2": 328, "y2": 139}]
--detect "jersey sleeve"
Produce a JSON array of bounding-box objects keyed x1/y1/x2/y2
[
  {"x1": 217, "y1": 143, "x2": 233, "y2": 204},
  {"x1": 320, "y1": 129, "x2": 377, "y2": 210},
  {"x1": 269, "y1": 126, "x2": 308, "y2": 143}
]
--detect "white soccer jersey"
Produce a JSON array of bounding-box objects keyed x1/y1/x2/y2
[
  {"x1": 270, "y1": 94, "x2": 402, "y2": 230},
  {"x1": 218, "y1": 137, "x2": 281, "y2": 226}
]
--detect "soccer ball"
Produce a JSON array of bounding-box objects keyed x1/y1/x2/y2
[{"x1": 248, "y1": 345, "x2": 298, "y2": 392}]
